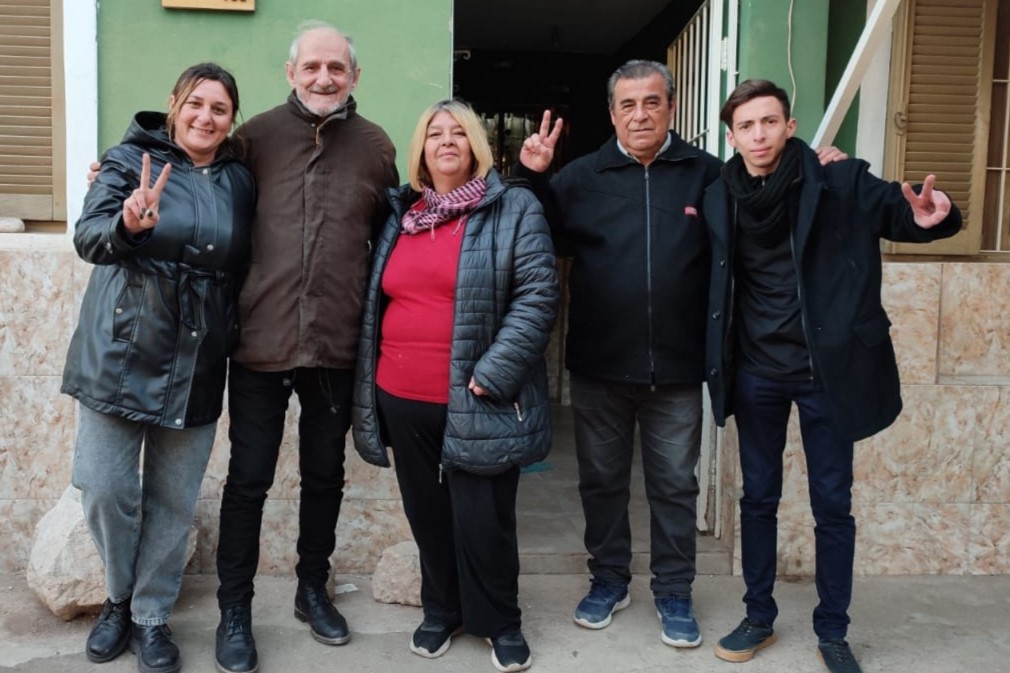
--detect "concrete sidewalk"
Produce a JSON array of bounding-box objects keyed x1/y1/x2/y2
[{"x1": 3, "y1": 573, "x2": 1009, "y2": 673}]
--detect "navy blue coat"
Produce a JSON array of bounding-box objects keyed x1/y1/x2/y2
[
  {"x1": 703, "y1": 140, "x2": 961, "y2": 441},
  {"x1": 352, "y1": 170, "x2": 560, "y2": 474}
]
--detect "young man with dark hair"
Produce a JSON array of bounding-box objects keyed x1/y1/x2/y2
[{"x1": 703, "y1": 79, "x2": 961, "y2": 673}]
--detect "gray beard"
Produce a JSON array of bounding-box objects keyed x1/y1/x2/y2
[{"x1": 297, "y1": 90, "x2": 347, "y2": 117}]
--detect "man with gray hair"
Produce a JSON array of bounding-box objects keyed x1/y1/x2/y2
[
  {"x1": 214, "y1": 20, "x2": 398, "y2": 673},
  {"x1": 516, "y1": 59, "x2": 721, "y2": 648}
]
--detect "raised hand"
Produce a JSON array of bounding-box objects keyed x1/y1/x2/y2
[
  {"x1": 519, "y1": 110, "x2": 563, "y2": 173},
  {"x1": 900, "y1": 174, "x2": 951, "y2": 229},
  {"x1": 123, "y1": 153, "x2": 171, "y2": 234}
]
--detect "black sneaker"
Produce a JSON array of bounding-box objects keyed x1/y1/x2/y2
[
  {"x1": 818, "y1": 639, "x2": 863, "y2": 673},
  {"x1": 294, "y1": 583, "x2": 350, "y2": 645},
  {"x1": 85, "y1": 597, "x2": 132, "y2": 663},
  {"x1": 488, "y1": 629, "x2": 531, "y2": 672},
  {"x1": 409, "y1": 618, "x2": 462, "y2": 658},
  {"x1": 714, "y1": 618, "x2": 777, "y2": 662},
  {"x1": 215, "y1": 604, "x2": 258, "y2": 673}
]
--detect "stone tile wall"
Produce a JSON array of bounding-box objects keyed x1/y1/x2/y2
[
  {"x1": 724, "y1": 262, "x2": 1010, "y2": 576},
  {"x1": 0, "y1": 240, "x2": 412, "y2": 575},
  {"x1": 3, "y1": 243, "x2": 1008, "y2": 578}
]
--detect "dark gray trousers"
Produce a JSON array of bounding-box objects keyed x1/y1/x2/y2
[{"x1": 570, "y1": 373, "x2": 702, "y2": 597}]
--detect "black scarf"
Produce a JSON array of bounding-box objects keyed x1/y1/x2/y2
[{"x1": 722, "y1": 138, "x2": 802, "y2": 248}]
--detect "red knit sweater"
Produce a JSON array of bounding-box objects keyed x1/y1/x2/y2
[{"x1": 375, "y1": 214, "x2": 466, "y2": 403}]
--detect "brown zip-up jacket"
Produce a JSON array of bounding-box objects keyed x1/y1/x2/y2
[{"x1": 232, "y1": 93, "x2": 398, "y2": 371}]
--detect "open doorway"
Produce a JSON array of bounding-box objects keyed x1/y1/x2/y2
[{"x1": 452, "y1": 0, "x2": 730, "y2": 575}]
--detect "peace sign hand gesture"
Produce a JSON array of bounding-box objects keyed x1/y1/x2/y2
[
  {"x1": 123, "y1": 153, "x2": 171, "y2": 234},
  {"x1": 519, "y1": 110, "x2": 564, "y2": 173},
  {"x1": 900, "y1": 174, "x2": 951, "y2": 229}
]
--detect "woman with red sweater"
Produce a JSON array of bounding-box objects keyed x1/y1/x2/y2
[{"x1": 352, "y1": 99, "x2": 559, "y2": 672}]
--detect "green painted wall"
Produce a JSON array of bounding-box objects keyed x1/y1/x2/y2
[
  {"x1": 825, "y1": 0, "x2": 862, "y2": 155},
  {"x1": 96, "y1": 0, "x2": 452, "y2": 176},
  {"x1": 736, "y1": 0, "x2": 830, "y2": 141}
]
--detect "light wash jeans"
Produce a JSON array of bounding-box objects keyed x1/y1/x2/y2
[{"x1": 71, "y1": 405, "x2": 215, "y2": 625}]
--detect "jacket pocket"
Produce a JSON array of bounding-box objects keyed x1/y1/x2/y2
[
  {"x1": 852, "y1": 312, "x2": 891, "y2": 348},
  {"x1": 112, "y1": 279, "x2": 144, "y2": 343}
]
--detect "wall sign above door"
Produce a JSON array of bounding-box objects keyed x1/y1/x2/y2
[{"x1": 162, "y1": 0, "x2": 254, "y2": 11}]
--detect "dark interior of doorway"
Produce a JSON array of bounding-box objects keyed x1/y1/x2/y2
[
  {"x1": 452, "y1": 0, "x2": 729, "y2": 576},
  {"x1": 453, "y1": 1, "x2": 705, "y2": 170}
]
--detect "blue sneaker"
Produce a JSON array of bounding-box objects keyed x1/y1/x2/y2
[
  {"x1": 573, "y1": 582, "x2": 630, "y2": 629},
  {"x1": 655, "y1": 596, "x2": 702, "y2": 647}
]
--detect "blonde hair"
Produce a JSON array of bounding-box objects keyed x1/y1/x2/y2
[{"x1": 407, "y1": 99, "x2": 493, "y2": 192}]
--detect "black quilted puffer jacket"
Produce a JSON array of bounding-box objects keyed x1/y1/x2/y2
[{"x1": 352, "y1": 169, "x2": 560, "y2": 475}]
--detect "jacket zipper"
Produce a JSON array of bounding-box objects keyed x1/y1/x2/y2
[
  {"x1": 514, "y1": 401, "x2": 524, "y2": 422},
  {"x1": 393, "y1": 186, "x2": 508, "y2": 486},
  {"x1": 644, "y1": 165, "x2": 656, "y2": 390}
]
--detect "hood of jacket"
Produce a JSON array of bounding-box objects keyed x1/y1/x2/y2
[{"x1": 126, "y1": 111, "x2": 240, "y2": 166}]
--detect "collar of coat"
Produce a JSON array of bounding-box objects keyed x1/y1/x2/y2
[
  {"x1": 593, "y1": 130, "x2": 702, "y2": 172},
  {"x1": 126, "y1": 111, "x2": 241, "y2": 167},
  {"x1": 388, "y1": 168, "x2": 510, "y2": 216}
]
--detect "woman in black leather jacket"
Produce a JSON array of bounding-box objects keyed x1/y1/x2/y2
[
  {"x1": 62, "y1": 63, "x2": 254, "y2": 673},
  {"x1": 352, "y1": 99, "x2": 559, "y2": 673}
]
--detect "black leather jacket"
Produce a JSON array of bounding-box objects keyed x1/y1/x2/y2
[
  {"x1": 352, "y1": 170, "x2": 560, "y2": 474},
  {"x1": 62, "y1": 112, "x2": 255, "y2": 428}
]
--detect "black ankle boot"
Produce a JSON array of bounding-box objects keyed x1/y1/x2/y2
[
  {"x1": 130, "y1": 623, "x2": 180, "y2": 673},
  {"x1": 215, "y1": 604, "x2": 258, "y2": 673},
  {"x1": 294, "y1": 583, "x2": 350, "y2": 645},
  {"x1": 86, "y1": 597, "x2": 132, "y2": 662}
]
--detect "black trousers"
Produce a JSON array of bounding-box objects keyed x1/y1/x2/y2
[
  {"x1": 377, "y1": 388, "x2": 522, "y2": 638},
  {"x1": 216, "y1": 362, "x2": 352, "y2": 608}
]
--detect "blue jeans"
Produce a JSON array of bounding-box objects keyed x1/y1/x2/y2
[
  {"x1": 71, "y1": 405, "x2": 215, "y2": 625},
  {"x1": 733, "y1": 370, "x2": 855, "y2": 640},
  {"x1": 570, "y1": 373, "x2": 702, "y2": 597}
]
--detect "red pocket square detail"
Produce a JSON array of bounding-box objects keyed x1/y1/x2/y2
[{"x1": 684, "y1": 206, "x2": 698, "y2": 217}]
